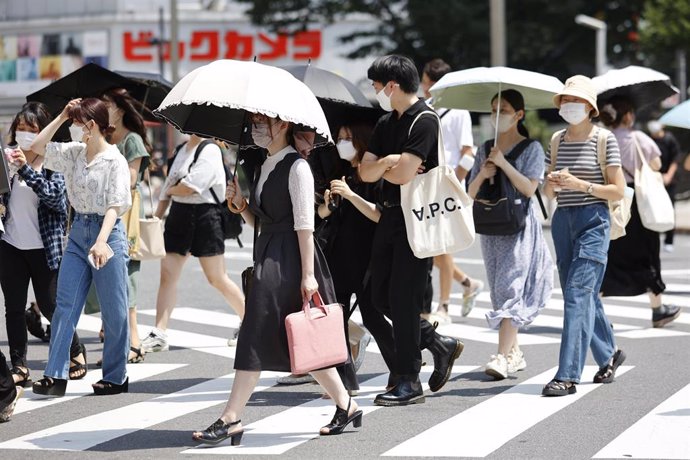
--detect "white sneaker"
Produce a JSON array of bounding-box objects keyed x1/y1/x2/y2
[
  {"x1": 663, "y1": 244, "x2": 674, "y2": 253},
  {"x1": 462, "y1": 280, "x2": 484, "y2": 317},
  {"x1": 485, "y1": 354, "x2": 508, "y2": 380},
  {"x1": 227, "y1": 322, "x2": 241, "y2": 347},
  {"x1": 507, "y1": 348, "x2": 527, "y2": 373},
  {"x1": 141, "y1": 328, "x2": 169, "y2": 352}
]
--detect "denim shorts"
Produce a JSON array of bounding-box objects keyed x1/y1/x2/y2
[{"x1": 164, "y1": 202, "x2": 225, "y2": 257}]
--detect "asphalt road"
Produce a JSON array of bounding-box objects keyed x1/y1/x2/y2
[{"x1": 0, "y1": 230, "x2": 689, "y2": 459}]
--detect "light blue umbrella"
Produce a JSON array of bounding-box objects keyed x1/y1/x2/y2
[{"x1": 659, "y1": 99, "x2": 690, "y2": 129}]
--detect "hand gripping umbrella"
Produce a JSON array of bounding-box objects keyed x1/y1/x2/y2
[
  {"x1": 154, "y1": 59, "x2": 332, "y2": 147},
  {"x1": 429, "y1": 66, "x2": 563, "y2": 143},
  {"x1": 593, "y1": 66, "x2": 678, "y2": 110}
]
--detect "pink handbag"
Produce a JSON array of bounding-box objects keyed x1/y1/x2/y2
[{"x1": 285, "y1": 292, "x2": 348, "y2": 375}]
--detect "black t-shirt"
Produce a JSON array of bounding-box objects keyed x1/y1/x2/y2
[
  {"x1": 653, "y1": 131, "x2": 681, "y2": 174},
  {"x1": 367, "y1": 98, "x2": 439, "y2": 205}
]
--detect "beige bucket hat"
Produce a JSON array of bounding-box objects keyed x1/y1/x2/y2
[{"x1": 553, "y1": 75, "x2": 599, "y2": 117}]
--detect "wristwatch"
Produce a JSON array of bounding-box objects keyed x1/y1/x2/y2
[{"x1": 586, "y1": 183, "x2": 594, "y2": 195}]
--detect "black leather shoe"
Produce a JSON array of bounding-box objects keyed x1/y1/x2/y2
[
  {"x1": 193, "y1": 419, "x2": 243, "y2": 445},
  {"x1": 428, "y1": 335, "x2": 464, "y2": 392},
  {"x1": 374, "y1": 379, "x2": 425, "y2": 406},
  {"x1": 652, "y1": 304, "x2": 681, "y2": 328}
]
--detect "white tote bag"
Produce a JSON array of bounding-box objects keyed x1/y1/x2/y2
[
  {"x1": 632, "y1": 135, "x2": 675, "y2": 233},
  {"x1": 400, "y1": 110, "x2": 475, "y2": 258}
]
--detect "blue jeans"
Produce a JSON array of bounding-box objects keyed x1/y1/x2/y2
[
  {"x1": 44, "y1": 214, "x2": 129, "y2": 384},
  {"x1": 551, "y1": 203, "x2": 616, "y2": 383}
]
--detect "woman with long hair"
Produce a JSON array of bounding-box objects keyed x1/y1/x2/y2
[
  {"x1": 29, "y1": 98, "x2": 131, "y2": 397},
  {"x1": 467, "y1": 90, "x2": 553, "y2": 380}
]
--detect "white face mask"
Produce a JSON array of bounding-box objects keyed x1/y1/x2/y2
[
  {"x1": 15, "y1": 131, "x2": 37, "y2": 150},
  {"x1": 490, "y1": 113, "x2": 517, "y2": 134},
  {"x1": 375, "y1": 85, "x2": 393, "y2": 112},
  {"x1": 252, "y1": 123, "x2": 274, "y2": 148},
  {"x1": 69, "y1": 124, "x2": 86, "y2": 143},
  {"x1": 336, "y1": 139, "x2": 357, "y2": 161},
  {"x1": 559, "y1": 102, "x2": 589, "y2": 125}
]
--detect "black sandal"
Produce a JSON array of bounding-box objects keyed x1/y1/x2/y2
[
  {"x1": 320, "y1": 397, "x2": 363, "y2": 436},
  {"x1": 11, "y1": 366, "x2": 32, "y2": 388},
  {"x1": 33, "y1": 377, "x2": 67, "y2": 397},
  {"x1": 193, "y1": 419, "x2": 243, "y2": 446},
  {"x1": 127, "y1": 346, "x2": 145, "y2": 364},
  {"x1": 69, "y1": 344, "x2": 87, "y2": 380},
  {"x1": 594, "y1": 349, "x2": 626, "y2": 384},
  {"x1": 92, "y1": 377, "x2": 129, "y2": 395},
  {"x1": 541, "y1": 379, "x2": 577, "y2": 397}
]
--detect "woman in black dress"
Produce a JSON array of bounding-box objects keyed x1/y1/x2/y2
[
  {"x1": 192, "y1": 113, "x2": 361, "y2": 446},
  {"x1": 317, "y1": 122, "x2": 397, "y2": 393}
]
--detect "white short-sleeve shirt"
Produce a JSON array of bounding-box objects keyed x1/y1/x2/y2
[
  {"x1": 160, "y1": 142, "x2": 227, "y2": 205},
  {"x1": 437, "y1": 108, "x2": 474, "y2": 167},
  {"x1": 44, "y1": 141, "x2": 132, "y2": 216}
]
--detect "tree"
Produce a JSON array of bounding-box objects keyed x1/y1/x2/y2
[
  {"x1": 639, "y1": 0, "x2": 690, "y2": 80},
  {"x1": 240, "y1": 0, "x2": 647, "y2": 79}
]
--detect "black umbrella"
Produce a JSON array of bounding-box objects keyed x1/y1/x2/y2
[
  {"x1": 593, "y1": 66, "x2": 679, "y2": 110},
  {"x1": 26, "y1": 63, "x2": 144, "y2": 117},
  {"x1": 113, "y1": 70, "x2": 173, "y2": 116},
  {"x1": 281, "y1": 64, "x2": 384, "y2": 132}
]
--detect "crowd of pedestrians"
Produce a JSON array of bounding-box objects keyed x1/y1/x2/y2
[{"x1": 0, "y1": 55, "x2": 686, "y2": 443}]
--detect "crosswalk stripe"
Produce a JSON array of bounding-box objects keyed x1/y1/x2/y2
[
  {"x1": 13, "y1": 363, "x2": 184, "y2": 416},
  {"x1": 181, "y1": 365, "x2": 477, "y2": 455},
  {"x1": 138, "y1": 308, "x2": 240, "y2": 330},
  {"x1": 76, "y1": 315, "x2": 236, "y2": 359},
  {"x1": 434, "y1": 322, "x2": 559, "y2": 345},
  {"x1": 592, "y1": 383, "x2": 690, "y2": 459},
  {"x1": 0, "y1": 372, "x2": 284, "y2": 451},
  {"x1": 382, "y1": 365, "x2": 633, "y2": 458}
]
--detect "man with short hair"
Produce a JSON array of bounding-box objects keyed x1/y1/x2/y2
[
  {"x1": 360, "y1": 55, "x2": 464, "y2": 406},
  {"x1": 420, "y1": 58, "x2": 484, "y2": 321}
]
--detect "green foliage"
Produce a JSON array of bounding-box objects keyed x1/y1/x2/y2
[{"x1": 523, "y1": 110, "x2": 551, "y2": 149}]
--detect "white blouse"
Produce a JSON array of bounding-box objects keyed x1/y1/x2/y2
[
  {"x1": 45, "y1": 142, "x2": 132, "y2": 216},
  {"x1": 160, "y1": 142, "x2": 226, "y2": 205},
  {"x1": 255, "y1": 146, "x2": 314, "y2": 231},
  {"x1": 2, "y1": 177, "x2": 43, "y2": 250}
]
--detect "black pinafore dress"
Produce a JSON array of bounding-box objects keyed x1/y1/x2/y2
[{"x1": 234, "y1": 151, "x2": 338, "y2": 372}]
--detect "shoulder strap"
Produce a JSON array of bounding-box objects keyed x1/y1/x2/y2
[
  {"x1": 189, "y1": 140, "x2": 216, "y2": 172},
  {"x1": 167, "y1": 142, "x2": 187, "y2": 173},
  {"x1": 548, "y1": 129, "x2": 565, "y2": 174},
  {"x1": 596, "y1": 128, "x2": 609, "y2": 185},
  {"x1": 438, "y1": 108, "x2": 451, "y2": 119},
  {"x1": 505, "y1": 138, "x2": 536, "y2": 162},
  {"x1": 408, "y1": 109, "x2": 446, "y2": 167}
]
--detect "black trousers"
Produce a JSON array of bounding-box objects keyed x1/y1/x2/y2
[
  {"x1": 370, "y1": 207, "x2": 437, "y2": 379},
  {"x1": 0, "y1": 350, "x2": 16, "y2": 410},
  {"x1": 0, "y1": 240, "x2": 81, "y2": 368},
  {"x1": 335, "y1": 281, "x2": 398, "y2": 391}
]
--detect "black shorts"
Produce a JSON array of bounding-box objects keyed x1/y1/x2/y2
[{"x1": 164, "y1": 202, "x2": 225, "y2": 257}]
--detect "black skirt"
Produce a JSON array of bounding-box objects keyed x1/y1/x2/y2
[
  {"x1": 601, "y1": 191, "x2": 665, "y2": 297},
  {"x1": 233, "y1": 229, "x2": 337, "y2": 372}
]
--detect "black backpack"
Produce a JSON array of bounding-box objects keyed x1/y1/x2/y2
[
  {"x1": 168, "y1": 140, "x2": 243, "y2": 244},
  {"x1": 472, "y1": 139, "x2": 536, "y2": 236}
]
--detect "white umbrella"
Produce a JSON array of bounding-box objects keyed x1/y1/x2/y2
[
  {"x1": 429, "y1": 66, "x2": 563, "y2": 141},
  {"x1": 154, "y1": 59, "x2": 333, "y2": 146},
  {"x1": 593, "y1": 65, "x2": 678, "y2": 109}
]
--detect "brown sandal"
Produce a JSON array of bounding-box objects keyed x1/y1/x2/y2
[{"x1": 541, "y1": 379, "x2": 576, "y2": 397}]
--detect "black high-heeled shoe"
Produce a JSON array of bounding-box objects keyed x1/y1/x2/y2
[
  {"x1": 92, "y1": 377, "x2": 128, "y2": 395},
  {"x1": 193, "y1": 419, "x2": 243, "y2": 445},
  {"x1": 320, "y1": 397, "x2": 363, "y2": 436},
  {"x1": 33, "y1": 377, "x2": 67, "y2": 397}
]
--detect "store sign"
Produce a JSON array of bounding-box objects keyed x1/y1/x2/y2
[{"x1": 122, "y1": 29, "x2": 321, "y2": 62}]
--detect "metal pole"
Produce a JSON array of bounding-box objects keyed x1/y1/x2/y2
[
  {"x1": 677, "y1": 49, "x2": 687, "y2": 102},
  {"x1": 170, "y1": 0, "x2": 179, "y2": 83},
  {"x1": 490, "y1": 0, "x2": 506, "y2": 66},
  {"x1": 158, "y1": 6, "x2": 164, "y2": 77},
  {"x1": 596, "y1": 26, "x2": 607, "y2": 76}
]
